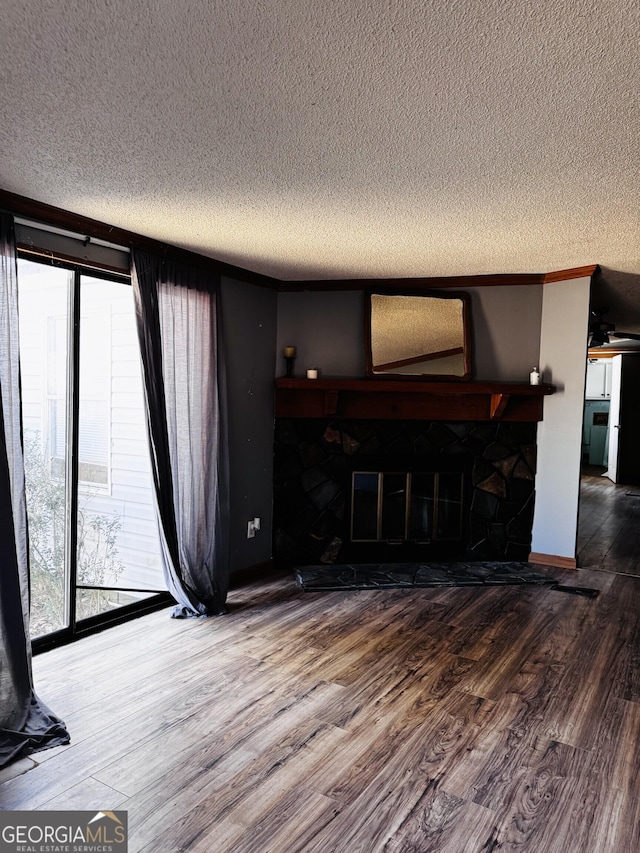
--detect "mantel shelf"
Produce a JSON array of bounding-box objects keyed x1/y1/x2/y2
[{"x1": 274, "y1": 377, "x2": 555, "y2": 422}]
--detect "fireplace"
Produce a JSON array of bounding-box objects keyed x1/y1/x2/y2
[
  {"x1": 273, "y1": 417, "x2": 537, "y2": 566},
  {"x1": 273, "y1": 378, "x2": 550, "y2": 566}
]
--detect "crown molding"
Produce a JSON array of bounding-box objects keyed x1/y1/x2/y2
[
  {"x1": 543, "y1": 265, "x2": 599, "y2": 283},
  {"x1": 280, "y1": 266, "x2": 599, "y2": 291}
]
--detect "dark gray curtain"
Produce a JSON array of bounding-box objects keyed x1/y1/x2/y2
[
  {"x1": 0, "y1": 213, "x2": 69, "y2": 768},
  {"x1": 131, "y1": 250, "x2": 230, "y2": 617}
]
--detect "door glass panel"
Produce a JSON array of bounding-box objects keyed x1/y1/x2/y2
[
  {"x1": 381, "y1": 473, "x2": 407, "y2": 540},
  {"x1": 76, "y1": 275, "x2": 165, "y2": 621},
  {"x1": 408, "y1": 473, "x2": 434, "y2": 541},
  {"x1": 352, "y1": 472, "x2": 380, "y2": 541},
  {"x1": 18, "y1": 259, "x2": 72, "y2": 639},
  {"x1": 436, "y1": 472, "x2": 463, "y2": 539}
]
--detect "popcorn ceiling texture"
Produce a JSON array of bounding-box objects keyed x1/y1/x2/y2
[{"x1": 1, "y1": 1, "x2": 639, "y2": 318}]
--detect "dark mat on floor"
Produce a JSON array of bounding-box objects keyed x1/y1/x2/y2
[{"x1": 294, "y1": 562, "x2": 599, "y2": 598}]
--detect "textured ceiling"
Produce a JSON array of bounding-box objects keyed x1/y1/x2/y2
[{"x1": 1, "y1": 1, "x2": 640, "y2": 322}]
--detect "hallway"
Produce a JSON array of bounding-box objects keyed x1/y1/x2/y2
[{"x1": 578, "y1": 467, "x2": 640, "y2": 576}]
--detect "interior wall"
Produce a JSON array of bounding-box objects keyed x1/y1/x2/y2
[
  {"x1": 531, "y1": 276, "x2": 591, "y2": 561},
  {"x1": 276, "y1": 285, "x2": 542, "y2": 381},
  {"x1": 221, "y1": 277, "x2": 277, "y2": 575},
  {"x1": 276, "y1": 291, "x2": 365, "y2": 377},
  {"x1": 468, "y1": 285, "x2": 542, "y2": 381}
]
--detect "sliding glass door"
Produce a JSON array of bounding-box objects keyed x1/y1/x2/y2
[{"x1": 17, "y1": 256, "x2": 167, "y2": 643}]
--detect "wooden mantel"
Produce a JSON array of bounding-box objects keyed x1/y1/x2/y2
[{"x1": 275, "y1": 378, "x2": 555, "y2": 422}]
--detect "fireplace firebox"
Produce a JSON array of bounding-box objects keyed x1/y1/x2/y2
[
  {"x1": 351, "y1": 471, "x2": 464, "y2": 544},
  {"x1": 344, "y1": 452, "x2": 471, "y2": 562}
]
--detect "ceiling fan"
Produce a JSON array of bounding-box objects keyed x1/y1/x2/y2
[{"x1": 588, "y1": 308, "x2": 640, "y2": 347}]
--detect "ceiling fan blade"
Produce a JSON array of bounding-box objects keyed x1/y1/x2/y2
[{"x1": 611, "y1": 332, "x2": 640, "y2": 341}]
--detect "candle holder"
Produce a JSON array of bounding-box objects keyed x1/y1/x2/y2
[{"x1": 283, "y1": 346, "x2": 296, "y2": 377}]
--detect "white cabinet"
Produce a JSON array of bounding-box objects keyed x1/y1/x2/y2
[{"x1": 586, "y1": 360, "x2": 612, "y2": 399}]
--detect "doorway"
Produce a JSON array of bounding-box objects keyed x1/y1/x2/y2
[{"x1": 578, "y1": 354, "x2": 640, "y2": 576}]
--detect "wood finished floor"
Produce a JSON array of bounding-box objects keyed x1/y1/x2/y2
[
  {"x1": 2, "y1": 568, "x2": 640, "y2": 852},
  {"x1": 578, "y1": 468, "x2": 640, "y2": 576}
]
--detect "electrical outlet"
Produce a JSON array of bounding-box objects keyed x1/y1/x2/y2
[{"x1": 247, "y1": 520, "x2": 256, "y2": 539}]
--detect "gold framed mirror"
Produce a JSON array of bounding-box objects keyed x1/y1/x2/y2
[{"x1": 365, "y1": 291, "x2": 471, "y2": 380}]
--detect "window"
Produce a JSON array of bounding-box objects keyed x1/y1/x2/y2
[{"x1": 17, "y1": 256, "x2": 168, "y2": 644}]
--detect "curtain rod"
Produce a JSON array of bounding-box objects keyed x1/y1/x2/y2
[{"x1": 13, "y1": 215, "x2": 130, "y2": 253}]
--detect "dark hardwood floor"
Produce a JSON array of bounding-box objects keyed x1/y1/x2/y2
[
  {"x1": 578, "y1": 466, "x2": 640, "y2": 576},
  {"x1": 2, "y1": 567, "x2": 639, "y2": 851}
]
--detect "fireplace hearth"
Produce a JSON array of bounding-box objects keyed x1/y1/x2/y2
[{"x1": 273, "y1": 418, "x2": 537, "y2": 566}]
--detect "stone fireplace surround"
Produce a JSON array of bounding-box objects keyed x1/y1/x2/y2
[{"x1": 274, "y1": 416, "x2": 538, "y2": 566}]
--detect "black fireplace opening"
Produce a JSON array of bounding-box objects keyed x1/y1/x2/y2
[
  {"x1": 346, "y1": 455, "x2": 471, "y2": 563},
  {"x1": 273, "y1": 418, "x2": 537, "y2": 566}
]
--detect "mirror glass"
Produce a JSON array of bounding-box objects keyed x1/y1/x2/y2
[{"x1": 366, "y1": 292, "x2": 470, "y2": 379}]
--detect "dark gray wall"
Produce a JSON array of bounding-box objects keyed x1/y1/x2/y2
[
  {"x1": 276, "y1": 285, "x2": 543, "y2": 382},
  {"x1": 276, "y1": 291, "x2": 365, "y2": 377},
  {"x1": 221, "y1": 277, "x2": 277, "y2": 575}
]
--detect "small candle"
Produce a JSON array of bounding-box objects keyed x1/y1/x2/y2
[
  {"x1": 306, "y1": 368, "x2": 318, "y2": 379},
  {"x1": 283, "y1": 346, "x2": 296, "y2": 358}
]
